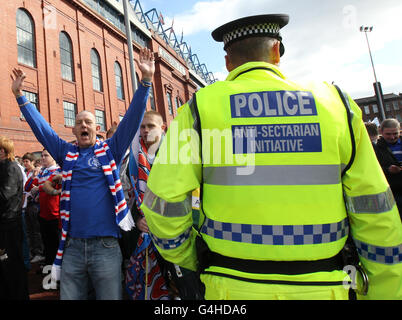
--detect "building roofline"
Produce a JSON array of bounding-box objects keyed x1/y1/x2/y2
[
  {"x1": 355, "y1": 93, "x2": 402, "y2": 104},
  {"x1": 79, "y1": 0, "x2": 214, "y2": 87}
]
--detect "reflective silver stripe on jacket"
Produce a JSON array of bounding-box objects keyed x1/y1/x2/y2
[
  {"x1": 203, "y1": 165, "x2": 345, "y2": 186},
  {"x1": 201, "y1": 217, "x2": 349, "y2": 245},
  {"x1": 143, "y1": 186, "x2": 192, "y2": 217},
  {"x1": 345, "y1": 187, "x2": 396, "y2": 214}
]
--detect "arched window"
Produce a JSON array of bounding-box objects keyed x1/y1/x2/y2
[
  {"x1": 91, "y1": 48, "x2": 103, "y2": 92},
  {"x1": 95, "y1": 109, "x2": 106, "y2": 132},
  {"x1": 114, "y1": 61, "x2": 124, "y2": 100},
  {"x1": 59, "y1": 32, "x2": 74, "y2": 81},
  {"x1": 16, "y1": 9, "x2": 36, "y2": 68},
  {"x1": 166, "y1": 91, "x2": 173, "y2": 115},
  {"x1": 149, "y1": 85, "x2": 156, "y2": 111},
  {"x1": 173, "y1": 96, "x2": 184, "y2": 115}
]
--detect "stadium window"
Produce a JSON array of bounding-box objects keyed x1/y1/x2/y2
[
  {"x1": 20, "y1": 90, "x2": 38, "y2": 120},
  {"x1": 175, "y1": 96, "x2": 181, "y2": 113},
  {"x1": 95, "y1": 109, "x2": 106, "y2": 132},
  {"x1": 364, "y1": 106, "x2": 370, "y2": 115},
  {"x1": 63, "y1": 101, "x2": 76, "y2": 127},
  {"x1": 114, "y1": 61, "x2": 124, "y2": 100},
  {"x1": 16, "y1": 9, "x2": 36, "y2": 68},
  {"x1": 372, "y1": 104, "x2": 378, "y2": 113},
  {"x1": 59, "y1": 32, "x2": 75, "y2": 82},
  {"x1": 149, "y1": 85, "x2": 156, "y2": 111},
  {"x1": 166, "y1": 91, "x2": 173, "y2": 115},
  {"x1": 91, "y1": 48, "x2": 103, "y2": 92},
  {"x1": 393, "y1": 102, "x2": 399, "y2": 111},
  {"x1": 83, "y1": 0, "x2": 125, "y2": 32},
  {"x1": 131, "y1": 24, "x2": 149, "y2": 48}
]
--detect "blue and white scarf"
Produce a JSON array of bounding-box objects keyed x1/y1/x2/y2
[{"x1": 51, "y1": 139, "x2": 135, "y2": 281}]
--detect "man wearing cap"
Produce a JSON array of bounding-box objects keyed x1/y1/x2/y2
[{"x1": 141, "y1": 14, "x2": 402, "y2": 300}]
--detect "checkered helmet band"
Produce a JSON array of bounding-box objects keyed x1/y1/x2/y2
[{"x1": 223, "y1": 23, "x2": 281, "y2": 46}]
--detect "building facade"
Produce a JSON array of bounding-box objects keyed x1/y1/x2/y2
[
  {"x1": 1, "y1": 0, "x2": 212, "y2": 156},
  {"x1": 354, "y1": 93, "x2": 402, "y2": 124}
]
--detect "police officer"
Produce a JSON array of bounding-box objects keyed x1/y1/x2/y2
[{"x1": 141, "y1": 14, "x2": 402, "y2": 300}]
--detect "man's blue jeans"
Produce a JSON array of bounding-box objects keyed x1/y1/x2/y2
[{"x1": 60, "y1": 237, "x2": 123, "y2": 300}]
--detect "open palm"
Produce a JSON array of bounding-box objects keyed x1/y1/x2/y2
[
  {"x1": 11, "y1": 68, "x2": 26, "y2": 97},
  {"x1": 137, "y1": 47, "x2": 155, "y2": 82}
]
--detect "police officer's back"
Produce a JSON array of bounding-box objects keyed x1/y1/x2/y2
[{"x1": 141, "y1": 14, "x2": 402, "y2": 300}]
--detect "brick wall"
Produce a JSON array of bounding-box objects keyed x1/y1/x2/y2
[{"x1": 0, "y1": 0, "x2": 199, "y2": 156}]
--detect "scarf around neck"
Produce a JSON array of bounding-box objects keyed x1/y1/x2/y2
[
  {"x1": 51, "y1": 139, "x2": 134, "y2": 281},
  {"x1": 136, "y1": 138, "x2": 151, "y2": 207},
  {"x1": 129, "y1": 132, "x2": 164, "y2": 214}
]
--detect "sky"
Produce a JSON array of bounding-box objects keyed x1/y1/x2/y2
[{"x1": 134, "y1": 0, "x2": 402, "y2": 99}]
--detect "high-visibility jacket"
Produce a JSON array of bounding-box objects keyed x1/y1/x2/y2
[{"x1": 141, "y1": 61, "x2": 402, "y2": 300}]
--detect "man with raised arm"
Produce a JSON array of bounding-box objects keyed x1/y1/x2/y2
[{"x1": 11, "y1": 47, "x2": 155, "y2": 300}]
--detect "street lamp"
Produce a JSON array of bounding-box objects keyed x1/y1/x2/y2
[{"x1": 360, "y1": 25, "x2": 386, "y2": 122}]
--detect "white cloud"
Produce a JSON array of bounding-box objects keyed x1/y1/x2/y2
[
  {"x1": 166, "y1": 0, "x2": 287, "y2": 36},
  {"x1": 150, "y1": 0, "x2": 402, "y2": 97},
  {"x1": 171, "y1": 0, "x2": 402, "y2": 39},
  {"x1": 280, "y1": 1, "x2": 402, "y2": 97},
  {"x1": 213, "y1": 66, "x2": 229, "y2": 81}
]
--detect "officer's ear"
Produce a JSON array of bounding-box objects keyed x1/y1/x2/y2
[
  {"x1": 225, "y1": 55, "x2": 234, "y2": 72},
  {"x1": 270, "y1": 41, "x2": 281, "y2": 65}
]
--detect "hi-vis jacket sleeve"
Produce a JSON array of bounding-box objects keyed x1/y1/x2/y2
[
  {"x1": 141, "y1": 102, "x2": 201, "y2": 271},
  {"x1": 341, "y1": 93, "x2": 402, "y2": 300}
]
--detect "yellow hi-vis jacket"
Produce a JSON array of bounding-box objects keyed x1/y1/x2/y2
[{"x1": 141, "y1": 62, "x2": 402, "y2": 300}]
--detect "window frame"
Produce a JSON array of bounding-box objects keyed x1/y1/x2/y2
[
  {"x1": 63, "y1": 101, "x2": 77, "y2": 127},
  {"x1": 59, "y1": 31, "x2": 75, "y2": 82},
  {"x1": 114, "y1": 61, "x2": 124, "y2": 100},
  {"x1": 175, "y1": 96, "x2": 183, "y2": 113},
  {"x1": 16, "y1": 8, "x2": 36, "y2": 68},
  {"x1": 149, "y1": 85, "x2": 156, "y2": 111},
  {"x1": 91, "y1": 48, "x2": 103, "y2": 92},
  {"x1": 364, "y1": 105, "x2": 370, "y2": 115},
  {"x1": 20, "y1": 90, "x2": 38, "y2": 120},
  {"x1": 95, "y1": 109, "x2": 106, "y2": 132},
  {"x1": 166, "y1": 91, "x2": 173, "y2": 115}
]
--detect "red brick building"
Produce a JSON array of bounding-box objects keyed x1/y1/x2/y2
[
  {"x1": 0, "y1": 0, "x2": 211, "y2": 156},
  {"x1": 354, "y1": 93, "x2": 402, "y2": 124}
]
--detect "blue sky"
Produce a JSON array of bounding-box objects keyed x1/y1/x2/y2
[{"x1": 135, "y1": 0, "x2": 402, "y2": 99}]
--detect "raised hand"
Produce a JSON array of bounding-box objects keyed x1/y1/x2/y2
[
  {"x1": 11, "y1": 68, "x2": 26, "y2": 98},
  {"x1": 137, "y1": 47, "x2": 155, "y2": 82}
]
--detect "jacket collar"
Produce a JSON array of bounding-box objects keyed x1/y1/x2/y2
[
  {"x1": 226, "y1": 61, "x2": 286, "y2": 81},
  {"x1": 377, "y1": 136, "x2": 402, "y2": 148}
]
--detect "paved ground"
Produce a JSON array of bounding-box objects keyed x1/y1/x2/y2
[{"x1": 27, "y1": 263, "x2": 59, "y2": 300}]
